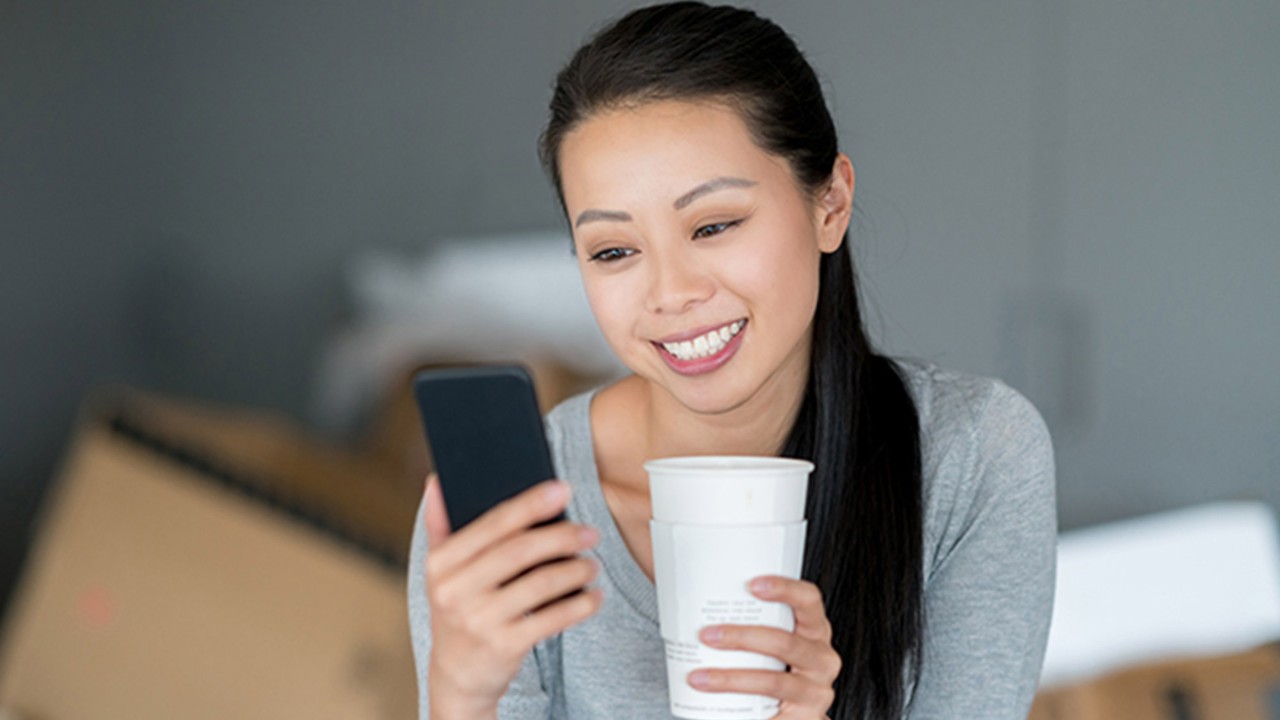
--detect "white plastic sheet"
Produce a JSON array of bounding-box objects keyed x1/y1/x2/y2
[
  {"x1": 1040, "y1": 501, "x2": 1280, "y2": 687},
  {"x1": 313, "y1": 232, "x2": 624, "y2": 431}
]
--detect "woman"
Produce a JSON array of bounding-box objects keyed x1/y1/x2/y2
[{"x1": 409, "y1": 3, "x2": 1056, "y2": 719}]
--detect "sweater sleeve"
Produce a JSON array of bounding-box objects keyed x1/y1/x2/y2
[
  {"x1": 906, "y1": 380, "x2": 1058, "y2": 719},
  {"x1": 407, "y1": 491, "x2": 553, "y2": 719}
]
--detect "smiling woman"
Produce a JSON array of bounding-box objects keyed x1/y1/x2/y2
[
  {"x1": 562, "y1": 100, "x2": 842, "y2": 416},
  {"x1": 408, "y1": 3, "x2": 1056, "y2": 720}
]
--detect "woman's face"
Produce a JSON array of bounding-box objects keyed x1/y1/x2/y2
[{"x1": 558, "y1": 99, "x2": 851, "y2": 415}]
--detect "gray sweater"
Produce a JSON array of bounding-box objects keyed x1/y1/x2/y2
[{"x1": 408, "y1": 359, "x2": 1057, "y2": 718}]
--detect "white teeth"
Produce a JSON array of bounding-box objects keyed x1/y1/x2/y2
[{"x1": 661, "y1": 319, "x2": 745, "y2": 361}]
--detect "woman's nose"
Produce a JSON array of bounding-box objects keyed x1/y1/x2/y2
[{"x1": 644, "y1": 249, "x2": 714, "y2": 315}]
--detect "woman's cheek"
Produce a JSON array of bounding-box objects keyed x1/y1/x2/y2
[{"x1": 583, "y1": 276, "x2": 642, "y2": 358}]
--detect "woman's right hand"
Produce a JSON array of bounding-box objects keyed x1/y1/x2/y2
[{"x1": 422, "y1": 472, "x2": 603, "y2": 717}]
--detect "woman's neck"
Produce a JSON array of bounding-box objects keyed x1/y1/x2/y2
[{"x1": 641, "y1": 348, "x2": 809, "y2": 461}]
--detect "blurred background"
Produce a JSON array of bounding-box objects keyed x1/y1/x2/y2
[{"x1": 2, "y1": 0, "x2": 1278, "y2": 717}]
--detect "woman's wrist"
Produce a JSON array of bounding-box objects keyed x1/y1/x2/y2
[
  {"x1": 428, "y1": 688, "x2": 498, "y2": 720},
  {"x1": 429, "y1": 695, "x2": 497, "y2": 720},
  {"x1": 427, "y1": 661, "x2": 499, "y2": 720}
]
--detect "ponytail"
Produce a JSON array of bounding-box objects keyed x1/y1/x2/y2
[{"x1": 782, "y1": 237, "x2": 924, "y2": 717}]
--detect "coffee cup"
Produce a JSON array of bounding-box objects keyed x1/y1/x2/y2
[{"x1": 645, "y1": 456, "x2": 812, "y2": 720}]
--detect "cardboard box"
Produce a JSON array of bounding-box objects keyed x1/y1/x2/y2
[
  {"x1": 0, "y1": 360, "x2": 608, "y2": 719},
  {"x1": 0, "y1": 412, "x2": 417, "y2": 719},
  {"x1": 104, "y1": 388, "x2": 421, "y2": 566},
  {"x1": 101, "y1": 358, "x2": 610, "y2": 565},
  {"x1": 1030, "y1": 643, "x2": 1280, "y2": 720}
]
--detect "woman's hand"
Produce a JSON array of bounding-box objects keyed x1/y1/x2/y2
[
  {"x1": 689, "y1": 575, "x2": 841, "y2": 720},
  {"x1": 422, "y1": 473, "x2": 604, "y2": 718}
]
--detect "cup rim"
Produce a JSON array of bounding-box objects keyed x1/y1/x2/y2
[
  {"x1": 649, "y1": 517, "x2": 808, "y2": 528},
  {"x1": 643, "y1": 455, "x2": 814, "y2": 475}
]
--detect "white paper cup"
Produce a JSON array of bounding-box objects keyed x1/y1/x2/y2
[{"x1": 644, "y1": 456, "x2": 813, "y2": 720}]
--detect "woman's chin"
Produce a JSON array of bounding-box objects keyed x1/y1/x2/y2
[{"x1": 659, "y1": 376, "x2": 757, "y2": 417}]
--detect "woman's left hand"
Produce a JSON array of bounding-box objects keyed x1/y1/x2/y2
[{"x1": 688, "y1": 575, "x2": 840, "y2": 720}]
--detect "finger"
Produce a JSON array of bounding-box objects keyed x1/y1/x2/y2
[
  {"x1": 458, "y1": 521, "x2": 597, "y2": 599},
  {"x1": 509, "y1": 585, "x2": 605, "y2": 650},
  {"x1": 423, "y1": 473, "x2": 452, "y2": 548},
  {"x1": 427, "y1": 478, "x2": 570, "y2": 580},
  {"x1": 484, "y1": 555, "x2": 600, "y2": 623},
  {"x1": 750, "y1": 576, "x2": 832, "y2": 643},
  {"x1": 699, "y1": 624, "x2": 837, "y2": 680},
  {"x1": 687, "y1": 668, "x2": 834, "y2": 711}
]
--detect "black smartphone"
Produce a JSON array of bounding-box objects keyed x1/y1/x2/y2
[{"x1": 413, "y1": 364, "x2": 564, "y2": 532}]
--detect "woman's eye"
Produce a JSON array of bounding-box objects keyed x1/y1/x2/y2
[
  {"x1": 693, "y1": 219, "x2": 743, "y2": 239},
  {"x1": 589, "y1": 247, "x2": 635, "y2": 263}
]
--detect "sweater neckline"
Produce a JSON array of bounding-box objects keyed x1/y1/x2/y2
[{"x1": 568, "y1": 387, "x2": 660, "y2": 626}]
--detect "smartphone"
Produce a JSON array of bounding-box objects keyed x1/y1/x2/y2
[{"x1": 413, "y1": 364, "x2": 564, "y2": 532}]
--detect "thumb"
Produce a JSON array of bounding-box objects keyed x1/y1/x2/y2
[{"x1": 423, "y1": 472, "x2": 452, "y2": 547}]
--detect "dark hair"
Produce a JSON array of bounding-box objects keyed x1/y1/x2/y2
[{"x1": 538, "y1": 3, "x2": 924, "y2": 718}]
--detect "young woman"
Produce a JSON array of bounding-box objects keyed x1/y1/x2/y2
[{"x1": 409, "y1": 3, "x2": 1056, "y2": 719}]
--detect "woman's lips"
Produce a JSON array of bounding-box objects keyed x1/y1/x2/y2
[{"x1": 652, "y1": 320, "x2": 747, "y2": 377}]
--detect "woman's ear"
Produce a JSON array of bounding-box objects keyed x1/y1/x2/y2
[{"x1": 815, "y1": 153, "x2": 855, "y2": 254}]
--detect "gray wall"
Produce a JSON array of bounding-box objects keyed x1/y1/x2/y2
[
  {"x1": 3, "y1": 0, "x2": 1277, "y2": 613},
  {"x1": 3, "y1": 0, "x2": 158, "y2": 610}
]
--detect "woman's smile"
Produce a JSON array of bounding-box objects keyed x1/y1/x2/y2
[{"x1": 652, "y1": 319, "x2": 748, "y2": 376}]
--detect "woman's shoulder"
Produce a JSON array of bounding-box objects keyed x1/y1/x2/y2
[
  {"x1": 543, "y1": 386, "x2": 594, "y2": 437},
  {"x1": 541, "y1": 385, "x2": 605, "y2": 491},
  {"x1": 542, "y1": 375, "x2": 641, "y2": 474},
  {"x1": 890, "y1": 358, "x2": 1056, "y2": 575},
  {"x1": 889, "y1": 357, "x2": 1051, "y2": 462}
]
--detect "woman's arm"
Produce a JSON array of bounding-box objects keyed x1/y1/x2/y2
[{"x1": 907, "y1": 381, "x2": 1057, "y2": 719}]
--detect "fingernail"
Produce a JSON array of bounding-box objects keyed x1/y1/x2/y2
[
  {"x1": 689, "y1": 670, "x2": 711, "y2": 689},
  {"x1": 579, "y1": 526, "x2": 599, "y2": 545},
  {"x1": 700, "y1": 626, "x2": 722, "y2": 643},
  {"x1": 750, "y1": 577, "x2": 773, "y2": 594}
]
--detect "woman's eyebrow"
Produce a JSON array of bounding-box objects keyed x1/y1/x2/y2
[
  {"x1": 575, "y1": 209, "x2": 632, "y2": 228},
  {"x1": 574, "y1": 176, "x2": 758, "y2": 228},
  {"x1": 673, "y1": 176, "x2": 757, "y2": 210}
]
